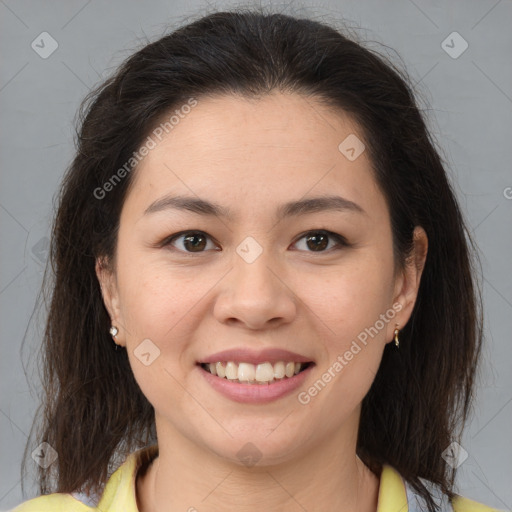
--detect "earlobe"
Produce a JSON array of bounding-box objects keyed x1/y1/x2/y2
[{"x1": 95, "y1": 258, "x2": 124, "y2": 345}]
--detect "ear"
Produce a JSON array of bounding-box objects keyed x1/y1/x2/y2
[
  {"x1": 95, "y1": 257, "x2": 126, "y2": 347},
  {"x1": 387, "y1": 226, "x2": 428, "y2": 343}
]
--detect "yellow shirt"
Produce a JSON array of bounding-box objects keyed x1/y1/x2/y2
[{"x1": 11, "y1": 446, "x2": 503, "y2": 511}]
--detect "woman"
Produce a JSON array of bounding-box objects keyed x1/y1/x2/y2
[{"x1": 13, "y1": 9, "x2": 502, "y2": 512}]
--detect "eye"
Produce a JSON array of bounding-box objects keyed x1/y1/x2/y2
[
  {"x1": 162, "y1": 229, "x2": 349, "y2": 254},
  {"x1": 292, "y1": 230, "x2": 349, "y2": 253},
  {"x1": 163, "y1": 231, "x2": 218, "y2": 253}
]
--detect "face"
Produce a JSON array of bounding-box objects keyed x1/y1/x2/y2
[{"x1": 97, "y1": 91, "x2": 427, "y2": 467}]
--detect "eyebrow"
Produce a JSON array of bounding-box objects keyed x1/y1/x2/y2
[{"x1": 143, "y1": 193, "x2": 366, "y2": 220}]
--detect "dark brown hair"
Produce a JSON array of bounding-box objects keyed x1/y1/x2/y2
[{"x1": 23, "y1": 8, "x2": 483, "y2": 512}]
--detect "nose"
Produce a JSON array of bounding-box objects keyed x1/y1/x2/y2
[{"x1": 213, "y1": 251, "x2": 297, "y2": 330}]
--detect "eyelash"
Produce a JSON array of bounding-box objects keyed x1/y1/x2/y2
[{"x1": 161, "y1": 229, "x2": 350, "y2": 254}]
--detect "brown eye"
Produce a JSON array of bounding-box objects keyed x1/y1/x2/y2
[
  {"x1": 306, "y1": 232, "x2": 329, "y2": 251},
  {"x1": 165, "y1": 231, "x2": 216, "y2": 253},
  {"x1": 293, "y1": 230, "x2": 348, "y2": 253},
  {"x1": 163, "y1": 229, "x2": 348, "y2": 255}
]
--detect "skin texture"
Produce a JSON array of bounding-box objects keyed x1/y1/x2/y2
[{"x1": 96, "y1": 91, "x2": 428, "y2": 512}]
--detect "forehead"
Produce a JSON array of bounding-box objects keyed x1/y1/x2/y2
[{"x1": 123, "y1": 92, "x2": 385, "y2": 223}]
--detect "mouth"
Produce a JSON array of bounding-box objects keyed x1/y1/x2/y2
[{"x1": 197, "y1": 361, "x2": 315, "y2": 385}]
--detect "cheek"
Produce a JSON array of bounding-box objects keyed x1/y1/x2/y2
[
  {"x1": 117, "y1": 262, "x2": 204, "y2": 409},
  {"x1": 298, "y1": 255, "x2": 393, "y2": 406},
  {"x1": 300, "y1": 269, "x2": 390, "y2": 428},
  {"x1": 303, "y1": 255, "x2": 394, "y2": 336},
  {"x1": 117, "y1": 250, "x2": 203, "y2": 334}
]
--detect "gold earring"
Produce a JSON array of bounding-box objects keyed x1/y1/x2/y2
[{"x1": 393, "y1": 324, "x2": 400, "y2": 348}]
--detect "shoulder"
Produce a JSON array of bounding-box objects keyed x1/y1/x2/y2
[
  {"x1": 11, "y1": 445, "x2": 159, "y2": 512},
  {"x1": 9, "y1": 493, "x2": 92, "y2": 511},
  {"x1": 381, "y1": 464, "x2": 505, "y2": 512},
  {"x1": 404, "y1": 470, "x2": 504, "y2": 512},
  {"x1": 451, "y1": 494, "x2": 506, "y2": 512}
]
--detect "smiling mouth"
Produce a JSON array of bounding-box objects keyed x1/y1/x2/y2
[{"x1": 198, "y1": 361, "x2": 314, "y2": 385}]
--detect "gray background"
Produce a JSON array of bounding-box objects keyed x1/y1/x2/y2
[{"x1": 1, "y1": 0, "x2": 511, "y2": 510}]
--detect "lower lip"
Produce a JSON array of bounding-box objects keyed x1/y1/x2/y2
[{"x1": 197, "y1": 363, "x2": 315, "y2": 404}]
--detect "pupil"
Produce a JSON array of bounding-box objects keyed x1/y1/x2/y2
[
  {"x1": 184, "y1": 233, "x2": 206, "y2": 251},
  {"x1": 182, "y1": 232, "x2": 329, "y2": 252},
  {"x1": 307, "y1": 233, "x2": 328, "y2": 251}
]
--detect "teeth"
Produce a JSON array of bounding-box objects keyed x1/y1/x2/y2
[
  {"x1": 238, "y1": 362, "x2": 256, "y2": 382},
  {"x1": 225, "y1": 362, "x2": 238, "y2": 380},
  {"x1": 202, "y1": 361, "x2": 309, "y2": 384},
  {"x1": 215, "y1": 362, "x2": 226, "y2": 378},
  {"x1": 255, "y1": 362, "x2": 274, "y2": 383},
  {"x1": 274, "y1": 361, "x2": 285, "y2": 379}
]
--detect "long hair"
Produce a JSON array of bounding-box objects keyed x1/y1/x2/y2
[{"x1": 23, "y1": 8, "x2": 483, "y2": 512}]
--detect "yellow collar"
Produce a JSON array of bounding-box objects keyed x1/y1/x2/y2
[
  {"x1": 96, "y1": 445, "x2": 158, "y2": 511},
  {"x1": 378, "y1": 464, "x2": 408, "y2": 511},
  {"x1": 97, "y1": 447, "x2": 410, "y2": 512},
  {"x1": 13, "y1": 446, "x2": 499, "y2": 511}
]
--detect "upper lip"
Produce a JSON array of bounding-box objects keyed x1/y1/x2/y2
[{"x1": 197, "y1": 348, "x2": 314, "y2": 365}]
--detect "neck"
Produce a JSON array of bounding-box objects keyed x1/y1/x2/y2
[{"x1": 137, "y1": 417, "x2": 380, "y2": 512}]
